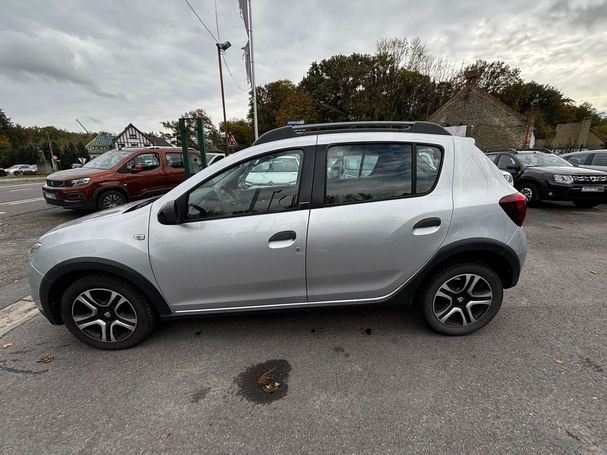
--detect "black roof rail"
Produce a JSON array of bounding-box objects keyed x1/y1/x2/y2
[{"x1": 253, "y1": 121, "x2": 451, "y2": 145}]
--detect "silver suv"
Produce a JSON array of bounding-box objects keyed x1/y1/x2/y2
[{"x1": 29, "y1": 122, "x2": 527, "y2": 349}]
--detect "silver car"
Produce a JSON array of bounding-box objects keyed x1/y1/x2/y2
[{"x1": 29, "y1": 122, "x2": 528, "y2": 349}]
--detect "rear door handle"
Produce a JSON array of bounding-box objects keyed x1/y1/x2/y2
[
  {"x1": 269, "y1": 230, "x2": 296, "y2": 242},
  {"x1": 413, "y1": 218, "x2": 441, "y2": 229}
]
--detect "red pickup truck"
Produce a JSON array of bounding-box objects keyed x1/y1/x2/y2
[{"x1": 43, "y1": 147, "x2": 217, "y2": 210}]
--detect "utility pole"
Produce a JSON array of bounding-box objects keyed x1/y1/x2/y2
[
  {"x1": 216, "y1": 41, "x2": 231, "y2": 154},
  {"x1": 248, "y1": 0, "x2": 259, "y2": 139},
  {"x1": 45, "y1": 129, "x2": 56, "y2": 171},
  {"x1": 523, "y1": 96, "x2": 540, "y2": 148}
]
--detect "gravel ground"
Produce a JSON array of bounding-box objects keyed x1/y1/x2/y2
[{"x1": 0, "y1": 202, "x2": 605, "y2": 454}]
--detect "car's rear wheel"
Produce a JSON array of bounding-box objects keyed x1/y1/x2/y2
[
  {"x1": 60, "y1": 275, "x2": 156, "y2": 349},
  {"x1": 517, "y1": 182, "x2": 540, "y2": 207},
  {"x1": 418, "y1": 263, "x2": 503, "y2": 335},
  {"x1": 573, "y1": 200, "x2": 601, "y2": 208},
  {"x1": 97, "y1": 190, "x2": 127, "y2": 210}
]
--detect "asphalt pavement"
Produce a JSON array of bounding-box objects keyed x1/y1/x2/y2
[
  {"x1": 0, "y1": 195, "x2": 605, "y2": 454},
  {"x1": 0, "y1": 179, "x2": 79, "y2": 309}
]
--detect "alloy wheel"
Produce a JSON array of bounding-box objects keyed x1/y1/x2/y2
[
  {"x1": 519, "y1": 186, "x2": 533, "y2": 202},
  {"x1": 102, "y1": 193, "x2": 124, "y2": 208},
  {"x1": 71, "y1": 288, "x2": 137, "y2": 342},
  {"x1": 433, "y1": 274, "x2": 493, "y2": 327}
]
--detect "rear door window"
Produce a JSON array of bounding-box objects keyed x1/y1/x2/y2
[
  {"x1": 591, "y1": 153, "x2": 607, "y2": 166},
  {"x1": 325, "y1": 143, "x2": 443, "y2": 206}
]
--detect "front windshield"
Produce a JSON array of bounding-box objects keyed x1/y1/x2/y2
[
  {"x1": 517, "y1": 153, "x2": 572, "y2": 167},
  {"x1": 84, "y1": 150, "x2": 132, "y2": 169}
]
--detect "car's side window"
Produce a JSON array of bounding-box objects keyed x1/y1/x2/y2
[
  {"x1": 566, "y1": 153, "x2": 588, "y2": 165},
  {"x1": 416, "y1": 146, "x2": 442, "y2": 193},
  {"x1": 326, "y1": 143, "x2": 415, "y2": 206},
  {"x1": 591, "y1": 154, "x2": 607, "y2": 166},
  {"x1": 165, "y1": 152, "x2": 202, "y2": 173},
  {"x1": 487, "y1": 154, "x2": 499, "y2": 163},
  {"x1": 497, "y1": 154, "x2": 517, "y2": 170},
  {"x1": 126, "y1": 153, "x2": 160, "y2": 172},
  {"x1": 185, "y1": 150, "x2": 303, "y2": 221}
]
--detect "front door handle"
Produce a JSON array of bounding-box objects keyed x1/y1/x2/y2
[{"x1": 269, "y1": 230, "x2": 296, "y2": 242}]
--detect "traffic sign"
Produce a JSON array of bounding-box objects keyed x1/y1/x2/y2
[{"x1": 227, "y1": 134, "x2": 238, "y2": 148}]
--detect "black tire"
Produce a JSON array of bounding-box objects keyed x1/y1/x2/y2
[
  {"x1": 97, "y1": 190, "x2": 127, "y2": 210},
  {"x1": 60, "y1": 274, "x2": 156, "y2": 350},
  {"x1": 517, "y1": 182, "x2": 540, "y2": 207},
  {"x1": 417, "y1": 263, "x2": 503, "y2": 336},
  {"x1": 573, "y1": 200, "x2": 601, "y2": 209}
]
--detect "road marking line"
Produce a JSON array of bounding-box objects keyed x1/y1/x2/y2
[
  {"x1": 9, "y1": 188, "x2": 36, "y2": 192},
  {"x1": 0, "y1": 197, "x2": 44, "y2": 206},
  {"x1": 0, "y1": 298, "x2": 39, "y2": 338},
  {"x1": 0, "y1": 212, "x2": 6, "y2": 215},
  {"x1": 0, "y1": 182, "x2": 44, "y2": 190}
]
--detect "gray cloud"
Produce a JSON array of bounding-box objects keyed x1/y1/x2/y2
[{"x1": 0, "y1": 0, "x2": 605, "y2": 134}]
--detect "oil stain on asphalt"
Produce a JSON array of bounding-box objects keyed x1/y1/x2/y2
[{"x1": 234, "y1": 359, "x2": 291, "y2": 405}]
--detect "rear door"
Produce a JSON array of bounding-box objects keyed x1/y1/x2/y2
[{"x1": 306, "y1": 135, "x2": 453, "y2": 303}]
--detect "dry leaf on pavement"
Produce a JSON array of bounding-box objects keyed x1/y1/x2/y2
[
  {"x1": 37, "y1": 354, "x2": 56, "y2": 364},
  {"x1": 2, "y1": 342, "x2": 13, "y2": 349}
]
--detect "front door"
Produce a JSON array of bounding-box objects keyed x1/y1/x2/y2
[
  {"x1": 306, "y1": 139, "x2": 453, "y2": 302},
  {"x1": 148, "y1": 148, "x2": 311, "y2": 312},
  {"x1": 124, "y1": 152, "x2": 167, "y2": 197}
]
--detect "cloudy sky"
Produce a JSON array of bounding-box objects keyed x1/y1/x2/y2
[{"x1": 1, "y1": 0, "x2": 605, "y2": 135}]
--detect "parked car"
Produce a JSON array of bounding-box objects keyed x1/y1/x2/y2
[
  {"x1": 562, "y1": 149, "x2": 607, "y2": 173},
  {"x1": 42, "y1": 147, "x2": 202, "y2": 210},
  {"x1": 206, "y1": 152, "x2": 225, "y2": 166},
  {"x1": 30, "y1": 121, "x2": 527, "y2": 349},
  {"x1": 487, "y1": 150, "x2": 607, "y2": 208},
  {"x1": 500, "y1": 170, "x2": 514, "y2": 185},
  {"x1": 6, "y1": 164, "x2": 38, "y2": 176}
]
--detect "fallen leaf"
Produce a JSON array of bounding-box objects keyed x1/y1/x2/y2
[
  {"x1": 589, "y1": 270, "x2": 597, "y2": 275},
  {"x1": 160, "y1": 432, "x2": 171, "y2": 439},
  {"x1": 257, "y1": 368, "x2": 281, "y2": 393},
  {"x1": 2, "y1": 342, "x2": 13, "y2": 349},
  {"x1": 37, "y1": 354, "x2": 56, "y2": 364},
  {"x1": 555, "y1": 357, "x2": 563, "y2": 364}
]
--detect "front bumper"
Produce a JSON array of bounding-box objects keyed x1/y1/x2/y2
[
  {"x1": 539, "y1": 183, "x2": 606, "y2": 201},
  {"x1": 42, "y1": 187, "x2": 96, "y2": 210}
]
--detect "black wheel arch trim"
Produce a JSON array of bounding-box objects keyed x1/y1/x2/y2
[
  {"x1": 40, "y1": 258, "x2": 173, "y2": 325},
  {"x1": 405, "y1": 238, "x2": 521, "y2": 296}
]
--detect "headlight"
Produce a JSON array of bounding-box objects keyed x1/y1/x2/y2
[
  {"x1": 553, "y1": 174, "x2": 574, "y2": 184},
  {"x1": 29, "y1": 242, "x2": 42, "y2": 257},
  {"x1": 67, "y1": 177, "x2": 90, "y2": 186}
]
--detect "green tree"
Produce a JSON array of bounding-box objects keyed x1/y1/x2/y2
[
  {"x1": 160, "y1": 108, "x2": 223, "y2": 152},
  {"x1": 455, "y1": 60, "x2": 523, "y2": 95},
  {"x1": 275, "y1": 90, "x2": 320, "y2": 126},
  {"x1": 220, "y1": 119, "x2": 254, "y2": 151},
  {"x1": 249, "y1": 80, "x2": 297, "y2": 134}
]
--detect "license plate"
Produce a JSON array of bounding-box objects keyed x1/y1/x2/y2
[
  {"x1": 44, "y1": 191, "x2": 57, "y2": 200},
  {"x1": 581, "y1": 186, "x2": 604, "y2": 192}
]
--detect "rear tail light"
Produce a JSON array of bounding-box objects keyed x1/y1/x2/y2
[{"x1": 499, "y1": 193, "x2": 527, "y2": 226}]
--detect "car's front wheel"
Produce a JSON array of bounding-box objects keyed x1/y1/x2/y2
[
  {"x1": 573, "y1": 200, "x2": 601, "y2": 209},
  {"x1": 60, "y1": 275, "x2": 156, "y2": 349},
  {"x1": 517, "y1": 182, "x2": 540, "y2": 207},
  {"x1": 418, "y1": 263, "x2": 503, "y2": 335},
  {"x1": 97, "y1": 190, "x2": 127, "y2": 210}
]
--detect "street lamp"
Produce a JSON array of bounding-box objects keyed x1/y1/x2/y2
[{"x1": 216, "y1": 41, "x2": 231, "y2": 154}]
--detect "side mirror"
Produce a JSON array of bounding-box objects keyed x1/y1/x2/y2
[{"x1": 157, "y1": 199, "x2": 180, "y2": 225}]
